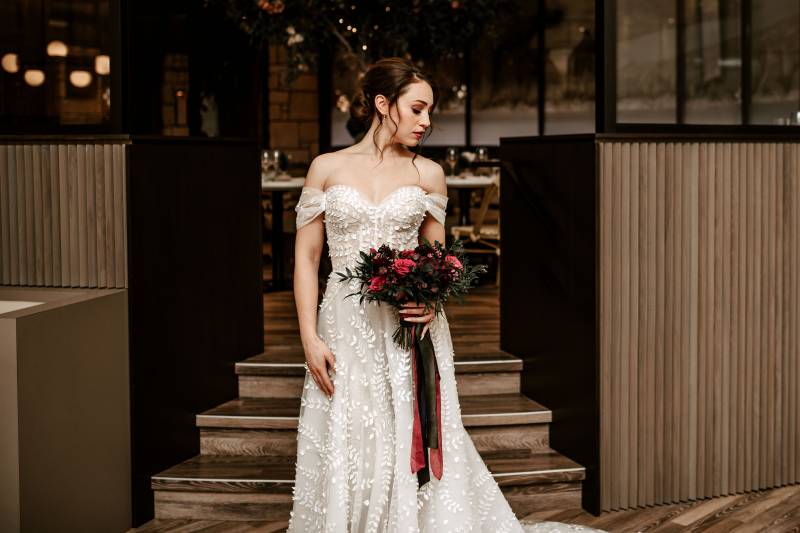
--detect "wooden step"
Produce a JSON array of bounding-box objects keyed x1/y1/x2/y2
[
  {"x1": 152, "y1": 452, "x2": 585, "y2": 521},
  {"x1": 128, "y1": 518, "x2": 289, "y2": 532},
  {"x1": 236, "y1": 348, "x2": 523, "y2": 375},
  {"x1": 197, "y1": 394, "x2": 552, "y2": 457},
  {"x1": 236, "y1": 350, "x2": 522, "y2": 398}
]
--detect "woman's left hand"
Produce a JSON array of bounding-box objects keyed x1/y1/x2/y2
[{"x1": 399, "y1": 302, "x2": 435, "y2": 339}]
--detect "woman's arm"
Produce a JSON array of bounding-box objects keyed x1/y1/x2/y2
[{"x1": 293, "y1": 155, "x2": 336, "y2": 397}]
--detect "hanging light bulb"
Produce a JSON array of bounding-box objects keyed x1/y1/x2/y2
[
  {"x1": 1, "y1": 53, "x2": 18, "y2": 73},
  {"x1": 47, "y1": 40, "x2": 68, "y2": 57},
  {"x1": 69, "y1": 70, "x2": 92, "y2": 88},
  {"x1": 95, "y1": 55, "x2": 110, "y2": 75},
  {"x1": 24, "y1": 69, "x2": 46, "y2": 86}
]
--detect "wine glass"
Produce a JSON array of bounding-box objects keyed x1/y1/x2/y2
[
  {"x1": 444, "y1": 147, "x2": 459, "y2": 177},
  {"x1": 261, "y1": 149, "x2": 279, "y2": 181},
  {"x1": 475, "y1": 146, "x2": 489, "y2": 176}
]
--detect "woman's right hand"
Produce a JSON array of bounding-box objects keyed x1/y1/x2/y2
[{"x1": 303, "y1": 335, "x2": 336, "y2": 398}]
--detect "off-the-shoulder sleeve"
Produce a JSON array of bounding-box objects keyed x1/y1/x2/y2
[
  {"x1": 424, "y1": 192, "x2": 448, "y2": 225},
  {"x1": 294, "y1": 186, "x2": 326, "y2": 229}
]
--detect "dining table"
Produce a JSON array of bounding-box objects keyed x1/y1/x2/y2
[
  {"x1": 261, "y1": 173, "x2": 497, "y2": 291},
  {"x1": 262, "y1": 176, "x2": 306, "y2": 291},
  {"x1": 445, "y1": 173, "x2": 496, "y2": 226}
]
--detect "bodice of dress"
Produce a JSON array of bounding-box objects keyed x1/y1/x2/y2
[{"x1": 294, "y1": 184, "x2": 448, "y2": 272}]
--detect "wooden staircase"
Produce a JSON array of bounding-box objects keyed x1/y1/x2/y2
[{"x1": 144, "y1": 288, "x2": 586, "y2": 527}]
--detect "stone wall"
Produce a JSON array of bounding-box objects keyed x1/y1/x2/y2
[{"x1": 268, "y1": 44, "x2": 319, "y2": 168}]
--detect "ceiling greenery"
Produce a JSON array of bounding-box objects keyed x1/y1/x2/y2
[{"x1": 205, "y1": 0, "x2": 513, "y2": 85}]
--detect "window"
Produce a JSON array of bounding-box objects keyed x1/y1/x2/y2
[
  {"x1": 471, "y1": 2, "x2": 540, "y2": 143},
  {"x1": 545, "y1": 0, "x2": 595, "y2": 134},
  {"x1": 751, "y1": 0, "x2": 800, "y2": 124},
  {"x1": 0, "y1": 0, "x2": 113, "y2": 132},
  {"x1": 616, "y1": 0, "x2": 678, "y2": 123},
  {"x1": 615, "y1": 0, "x2": 800, "y2": 127}
]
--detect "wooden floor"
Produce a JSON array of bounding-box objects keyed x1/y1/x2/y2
[{"x1": 132, "y1": 283, "x2": 800, "y2": 533}]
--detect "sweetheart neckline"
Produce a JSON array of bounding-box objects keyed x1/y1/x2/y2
[{"x1": 311, "y1": 184, "x2": 429, "y2": 208}]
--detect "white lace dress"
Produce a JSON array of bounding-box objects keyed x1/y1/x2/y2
[{"x1": 288, "y1": 184, "x2": 606, "y2": 533}]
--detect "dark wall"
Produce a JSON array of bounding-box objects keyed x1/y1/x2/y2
[
  {"x1": 499, "y1": 134, "x2": 600, "y2": 513},
  {"x1": 122, "y1": 0, "x2": 261, "y2": 138},
  {"x1": 126, "y1": 137, "x2": 263, "y2": 525}
]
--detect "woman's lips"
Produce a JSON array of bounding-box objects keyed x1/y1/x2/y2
[{"x1": 413, "y1": 132, "x2": 422, "y2": 139}]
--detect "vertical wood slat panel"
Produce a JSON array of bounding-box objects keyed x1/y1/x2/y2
[
  {"x1": 0, "y1": 146, "x2": 10, "y2": 284},
  {"x1": 8, "y1": 146, "x2": 19, "y2": 284},
  {"x1": 58, "y1": 144, "x2": 69, "y2": 285},
  {"x1": 600, "y1": 142, "x2": 613, "y2": 510},
  {"x1": 23, "y1": 144, "x2": 34, "y2": 284},
  {"x1": 113, "y1": 144, "x2": 127, "y2": 288},
  {"x1": 33, "y1": 143, "x2": 44, "y2": 285},
  {"x1": 41, "y1": 145, "x2": 53, "y2": 286},
  {"x1": 103, "y1": 145, "x2": 115, "y2": 289},
  {"x1": 48, "y1": 144, "x2": 61, "y2": 287},
  {"x1": 0, "y1": 142, "x2": 127, "y2": 288},
  {"x1": 599, "y1": 140, "x2": 800, "y2": 510},
  {"x1": 95, "y1": 145, "x2": 106, "y2": 288},
  {"x1": 792, "y1": 144, "x2": 797, "y2": 486}
]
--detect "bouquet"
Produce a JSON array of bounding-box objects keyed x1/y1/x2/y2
[
  {"x1": 334, "y1": 237, "x2": 487, "y2": 485},
  {"x1": 334, "y1": 237, "x2": 487, "y2": 350}
]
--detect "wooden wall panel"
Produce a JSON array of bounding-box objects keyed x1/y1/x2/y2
[
  {"x1": 599, "y1": 140, "x2": 800, "y2": 510},
  {"x1": 0, "y1": 142, "x2": 128, "y2": 288}
]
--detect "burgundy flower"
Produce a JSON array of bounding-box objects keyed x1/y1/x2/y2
[
  {"x1": 368, "y1": 275, "x2": 386, "y2": 292},
  {"x1": 445, "y1": 255, "x2": 463, "y2": 270},
  {"x1": 393, "y1": 258, "x2": 416, "y2": 276}
]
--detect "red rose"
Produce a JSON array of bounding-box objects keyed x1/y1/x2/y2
[
  {"x1": 445, "y1": 255, "x2": 463, "y2": 270},
  {"x1": 393, "y1": 258, "x2": 416, "y2": 276},
  {"x1": 368, "y1": 275, "x2": 386, "y2": 292}
]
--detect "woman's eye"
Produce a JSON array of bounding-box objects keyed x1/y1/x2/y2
[{"x1": 413, "y1": 109, "x2": 421, "y2": 114}]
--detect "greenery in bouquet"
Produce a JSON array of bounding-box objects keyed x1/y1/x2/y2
[{"x1": 334, "y1": 237, "x2": 487, "y2": 349}]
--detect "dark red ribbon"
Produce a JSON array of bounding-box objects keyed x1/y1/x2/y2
[{"x1": 410, "y1": 324, "x2": 442, "y2": 482}]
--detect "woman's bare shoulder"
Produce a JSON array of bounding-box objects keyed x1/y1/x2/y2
[
  {"x1": 304, "y1": 152, "x2": 347, "y2": 190},
  {"x1": 414, "y1": 155, "x2": 447, "y2": 196}
]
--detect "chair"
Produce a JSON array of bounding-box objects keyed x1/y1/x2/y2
[{"x1": 449, "y1": 176, "x2": 501, "y2": 286}]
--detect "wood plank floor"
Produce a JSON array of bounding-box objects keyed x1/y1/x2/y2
[{"x1": 131, "y1": 484, "x2": 800, "y2": 532}]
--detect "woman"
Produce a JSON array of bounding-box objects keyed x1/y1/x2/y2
[{"x1": 289, "y1": 57, "x2": 605, "y2": 533}]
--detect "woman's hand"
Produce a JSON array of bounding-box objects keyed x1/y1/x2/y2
[
  {"x1": 399, "y1": 302, "x2": 435, "y2": 339},
  {"x1": 302, "y1": 335, "x2": 336, "y2": 398}
]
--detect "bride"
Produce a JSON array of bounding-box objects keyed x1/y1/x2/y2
[{"x1": 288, "y1": 57, "x2": 605, "y2": 533}]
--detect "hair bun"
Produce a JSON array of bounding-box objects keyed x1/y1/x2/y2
[{"x1": 349, "y1": 88, "x2": 372, "y2": 127}]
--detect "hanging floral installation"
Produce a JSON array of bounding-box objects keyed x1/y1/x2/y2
[{"x1": 204, "y1": 0, "x2": 510, "y2": 85}]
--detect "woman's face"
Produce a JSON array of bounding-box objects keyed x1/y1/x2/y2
[{"x1": 385, "y1": 81, "x2": 434, "y2": 147}]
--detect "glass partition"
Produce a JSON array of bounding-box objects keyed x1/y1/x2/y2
[
  {"x1": 614, "y1": 0, "x2": 800, "y2": 128},
  {"x1": 470, "y1": 2, "x2": 540, "y2": 143},
  {"x1": 545, "y1": 0, "x2": 595, "y2": 134},
  {"x1": 750, "y1": 0, "x2": 800, "y2": 124},
  {"x1": 617, "y1": 0, "x2": 679, "y2": 123},
  {"x1": 0, "y1": 0, "x2": 113, "y2": 131},
  {"x1": 683, "y1": 0, "x2": 741, "y2": 124}
]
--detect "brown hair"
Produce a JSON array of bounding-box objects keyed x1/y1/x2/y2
[{"x1": 349, "y1": 57, "x2": 439, "y2": 169}]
